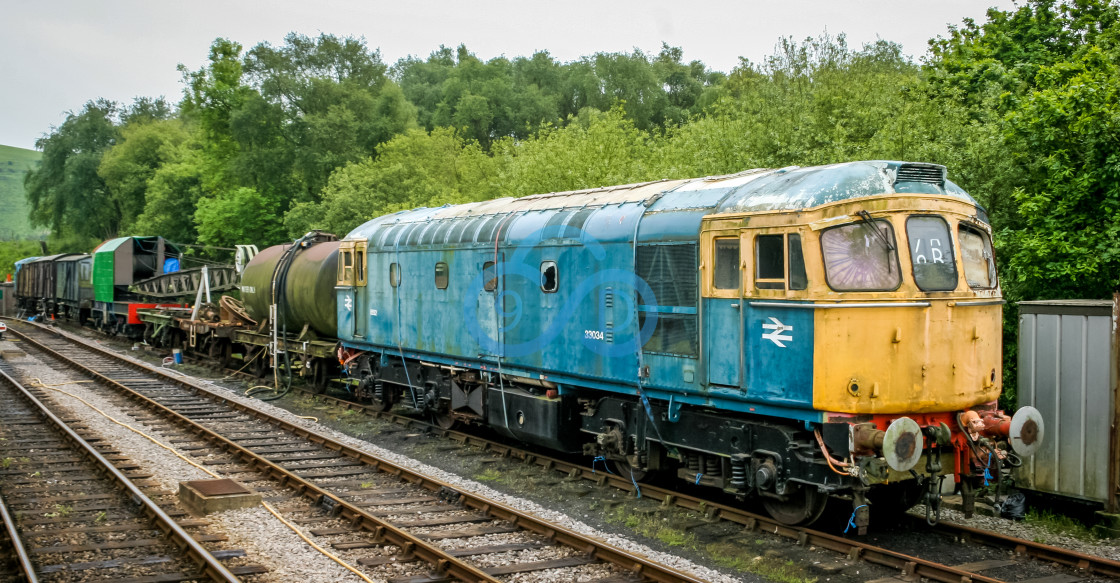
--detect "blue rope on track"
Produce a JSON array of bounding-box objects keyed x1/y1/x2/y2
[{"x1": 844, "y1": 504, "x2": 868, "y2": 534}]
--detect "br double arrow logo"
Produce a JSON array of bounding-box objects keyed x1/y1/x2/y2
[{"x1": 761, "y1": 317, "x2": 793, "y2": 347}]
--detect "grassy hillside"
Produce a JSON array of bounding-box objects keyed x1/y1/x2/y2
[{"x1": 0, "y1": 144, "x2": 45, "y2": 240}]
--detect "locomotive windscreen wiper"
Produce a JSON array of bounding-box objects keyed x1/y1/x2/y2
[{"x1": 856, "y1": 210, "x2": 895, "y2": 272}]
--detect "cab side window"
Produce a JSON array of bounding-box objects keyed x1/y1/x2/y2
[
  {"x1": 959, "y1": 225, "x2": 997, "y2": 289},
  {"x1": 337, "y1": 245, "x2": 355, "y2": 286},
  {"x1": 788, "y1": 234, "x2": 807, "y2": 290},
  {"x1": 755, "y1": 235, "x2": 785, "y2": 289},
  {"x1": 354, "y1": 244, "x2": 367, "y2": 286},
  {"x1": 754, "y1": 233, "x2": 807, "y2": 291},
  {"x1": 713, "y1": 238, "x2": 740, "y2": 290}
]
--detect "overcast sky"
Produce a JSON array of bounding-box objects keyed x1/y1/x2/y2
[{"x1": 1, "y1": 0, "x2": 1017, "y2": 151}]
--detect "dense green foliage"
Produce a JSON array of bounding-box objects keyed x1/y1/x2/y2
[{"x1": 0, "y1": 240, "x2": 41, "y2": 281}]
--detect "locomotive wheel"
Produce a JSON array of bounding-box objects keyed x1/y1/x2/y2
[
  {"x1": 762, "y1": 484, "x2": 828, "y2": 526},
  {"x1": 432, "y1": 410, "x2": 456, "y2": 430},
  {"x1": 609, "y1": 459, "x2": 648, "y2": 482}
]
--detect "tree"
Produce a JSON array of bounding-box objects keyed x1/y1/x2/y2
[
  {"x1": 242, "y1": 33, "x2": 417, "y2": 200},
  {"x1": 496, "y1": 108, "x2": 654, "y2": 196},
  {"x1": 132, "y1": 140, "x2": 208, "y2": 244},
  {"x1": 285, "y1": 127, "x2": 500, "y2": 237},
  {"x1": 195, "y1": 187, "x2": 286, "y2": 248},
  {"x1": 926, "y1": 0, "x2": 1119, "y2": 116},
  {"x1": 924, "y1": 0, "x2": 1120, "y2": 301},
  {"x1": 98, "y1": 118, "x2": 190, "y2": 233},
  {"x1": 1000, "y1": 47, "x2": 1120, "y2": 300},
  {"x1": 24, "y1": 99, "x2": 121, "y2": 242}
]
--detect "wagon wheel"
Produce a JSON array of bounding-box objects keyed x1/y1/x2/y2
[
  {"x1": 431, "y1": 407, "x2": 456, "y2": 430},
  {"x1": 762, "y1": 483, "x2": 829, "y2": 526},
  {"x1": 307, "y1": 359, "x2": 331, "y2": 394},
  {"x1": 209, "y1": 339, "x2": 232, "y2": 369},
  {"x1": 250, "y1": 348, "x2": 270, "y2": 379}
]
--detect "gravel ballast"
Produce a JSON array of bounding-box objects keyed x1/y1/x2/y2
[{"x1": 1, "y1": 333, "x2": 747, "y2": 583}]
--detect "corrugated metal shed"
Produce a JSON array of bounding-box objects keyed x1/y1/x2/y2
[{"x1": 1016, "y1": 298, "x2": 1119, "y2": 511}]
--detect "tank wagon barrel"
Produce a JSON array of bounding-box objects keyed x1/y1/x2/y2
[{"x1": 239, "y1": 233, "x2": 341, "y2": 339}]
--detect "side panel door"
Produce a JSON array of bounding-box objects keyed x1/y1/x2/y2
[
  {"x1": 705, "y1": 298, "x2": 742, "y2": 387},
  {"x1": 471, "y1": 255, "x2": 504, "y2": 359},
  {"x1": 743, "y1": 302, "x2": 814, "y2": 406}
]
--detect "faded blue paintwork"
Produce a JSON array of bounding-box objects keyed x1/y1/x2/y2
[
  {"x1": 705, "y1": 298, "x2": 741, "y2": 387},
  {"x1": 336, "y1": 161, "x2": 962, "y2": 422}
]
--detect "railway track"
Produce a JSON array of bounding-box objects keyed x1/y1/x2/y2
[
  {"x1": 12, "y1": 318, "x2": 1120, "y2": 583},
  {"x1": 0, "y1": 356, "x2": 256, "y2": 582},
  {"x1": 2, "y1": 319, "x2": 714, "y2": 583}
]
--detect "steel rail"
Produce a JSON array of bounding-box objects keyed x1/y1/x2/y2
[
  {"x1": 0, "y1": 487, "x2": 38, "y2": 583},
  {"x1": 0, "y1": 364, "x2": 240, "y2": 583},
  {"x1": 8, "y1": 321, "x2": 709, "y2": 583},
  {"x1": 928, "y1": 519, "x2": 1120, "y2": 579}
]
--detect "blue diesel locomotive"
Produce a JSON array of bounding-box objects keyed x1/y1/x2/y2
[{"x1": 271, "y1": 160, "x2": 1042, "y2": 528}]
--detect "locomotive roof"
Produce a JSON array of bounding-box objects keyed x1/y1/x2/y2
[{"x1": 345, "y1": 160, "x2": 981, "y2": 244}]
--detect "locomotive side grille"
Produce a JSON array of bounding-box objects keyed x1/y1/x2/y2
[
  {"x1": 895, "y1": 164, "x2": 946, "y2": 187},
  {"x1": 636, "y1": 244, "x2": 698, "y2": 306},
  {"x1": 636, "y1": 243, "x2": 698, "y2": 357}
]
